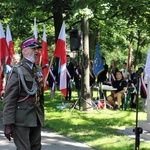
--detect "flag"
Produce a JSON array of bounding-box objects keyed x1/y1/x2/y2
[
  {"x1": 6, "y1": 24, "x2": 15, "y2": 65},
  {"x1": 0, "y1": 60, "x2": 2, "y2": 96},
  {"x1": 145, "y1": 48, "x2": 150, "y2": 78},
  {"x1": 0, "y1": 21, "x2": 8, "y2": 62},
  {"x1": 145, "y1": 47, "x2": 150, "y2": 100},
  {"x1": 0, "y1": 21, "x2": 7, "y2": 95},
  {"x1": 41, "y1": 25, "x2": 49, "y2": 91},
  {"x1": 34, "y1": 17, "x2": 38, "y2": 40},
  {"x1": 93, "y1": 44, "x2": 104, "y2": 76},
  {"x1": 53, "y1": 21, "x2": 67, "y2": 97},
  {"x1": 34, "y1": 17, "x2": 41, "y2": 65}
]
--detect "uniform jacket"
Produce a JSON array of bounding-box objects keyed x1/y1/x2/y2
[{"x1": 3, "y1": 58, "x2": 44, "y2": 127}]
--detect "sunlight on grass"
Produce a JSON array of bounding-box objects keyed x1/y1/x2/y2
[
  {"x1": 42, "y1": 88, "x2": 150, "y2": 150},
  {"x1": 0, "y1": 89, "x2": 149, "y2": 150}
]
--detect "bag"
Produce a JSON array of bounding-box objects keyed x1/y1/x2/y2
[{"x1": 98, "y1": 100, "x2": 105, "y2": 109}]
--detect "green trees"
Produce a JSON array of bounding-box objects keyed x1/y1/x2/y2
[{"x1": 0, "y1": 0, "x2": 149, "y2": 66}]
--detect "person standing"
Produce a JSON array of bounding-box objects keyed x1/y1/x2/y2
[
  {"x1": 89, "y1": 60, "x2": 96, "y2": 99},
  {"x1": 108, "y1": 60, "x2": 118, "y2": 84},
  {"x1": 74, "y1": 60, "x2": 82, "y2": 98},
  {"x1": 47, "y1": 61, "x2": 57, "y2": 99},
  {"x1": 121, "y1": 62, "x2": 128, "y2": 79},
  {"x1": 97, "y1": 57, "x2": 108, "y2": 99},
  {"x1": 66, "y1": 55, "x2": 74, "y2": 100},
  {"x1": 3, "y1": 36, "x2": 44, "y2": 150},
  {"x1": 1, "y1": 53, "x2": 21, "y2": 96},
  {"x1": 97, "y1": 57, "x2": 108, "y2": 84},
  {"x1": 128, "y1": 64, "x2": 137, "y2": 108},
  {"x1": 139, "y1": 69, "x2": 148, "y2": 111}
]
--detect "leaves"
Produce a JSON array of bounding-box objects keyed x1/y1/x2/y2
[{"x1": 0, "y1": 0, "x2": 149, "y2": 66}]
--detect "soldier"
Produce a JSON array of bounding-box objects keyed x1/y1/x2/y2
[{"x1": 3, "y1": 36, "x2": 44, "y2": 150}]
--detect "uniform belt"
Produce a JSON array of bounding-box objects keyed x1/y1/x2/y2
[{"x1": 18, "y1": 96, "x2": 40, "y2": 102}]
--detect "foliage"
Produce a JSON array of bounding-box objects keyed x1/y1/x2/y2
[{"x1": 0, "y1": 0, "x2": 149, "y2": 66}]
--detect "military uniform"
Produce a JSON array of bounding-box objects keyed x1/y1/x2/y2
[{"x1": 3, "y1": 57, "x2": 44, "y2": 150}]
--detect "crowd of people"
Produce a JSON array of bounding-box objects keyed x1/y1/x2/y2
[{"x1": 45, "y1": 54, "x2": 147, "y2": 112}]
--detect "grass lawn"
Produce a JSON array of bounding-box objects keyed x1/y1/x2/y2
[
  {"x1": 0, "y1": 89, "x2": 149, "y2": 150},
  {"x1": 43, "y1": 89, "x2": 149, "y2": 150}
]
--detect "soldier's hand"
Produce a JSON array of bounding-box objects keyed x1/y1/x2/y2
[{"x1": 4, "y1": 125, "x2": 13, "y2": 141}]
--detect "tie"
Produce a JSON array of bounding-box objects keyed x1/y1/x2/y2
[{"x1": 26, "y1": 62, "x2": 34, "y2": 70}]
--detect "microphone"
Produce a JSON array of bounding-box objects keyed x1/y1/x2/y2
[{"x1": 42, "y1": 64, "x2": 49, "y2": 69}]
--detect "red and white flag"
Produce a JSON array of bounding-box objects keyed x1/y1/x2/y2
[
  {"x1": 6, "y1": 24, "x2": 15, "y2": 65},
  {"x1": 0, "y1": 21, "x2": 8, "y2": 63},
  {"x1": 34, "y1": 17, "x2": 38, "y2": 40},
  {"x1": 0, "y1": 21, "x2": 7, "y2": 94},
  {"x1": 0, "y1": 60, "x2": 2, "y2": 95},
  {"x1": 41, "y1": 25, "x2": 49, "y2": 91},
  {"x1": 34, "y1": 17, "x2": 41, "y2": 65},
  {"x1": 53, "y1": 21, "x2": 67, "y2": 97}
]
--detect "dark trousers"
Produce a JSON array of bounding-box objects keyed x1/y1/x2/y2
[
  {"x1": 14, "y1": 125, "x2": 41, "y2": 150},
  {"x1": 66, "y1": 80, "x2": 72, "y2": 100},
  {"x1": 66, "y1": 88, "x2": 72, "y2": 100}
]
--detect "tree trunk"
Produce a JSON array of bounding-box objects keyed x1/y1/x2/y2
[
  {"x1": 81, "y1": 18, "x2": 93, "y2": 112},
  {"x1": 52, "y1": 0, "x2": 63, "y2": 42}
]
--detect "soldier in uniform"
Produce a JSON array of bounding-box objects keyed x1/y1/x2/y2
[{"x1": 3, "y1": 36, "x2": 44, "y2": 150}]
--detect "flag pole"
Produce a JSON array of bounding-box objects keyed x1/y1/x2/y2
[{"x1": 44, "y1": 56, "x2": 54, "y2": 88}]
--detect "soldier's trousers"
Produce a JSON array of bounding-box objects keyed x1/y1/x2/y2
[{"x1": 13, "y1": 125, "x2": 41, "y2": 150}]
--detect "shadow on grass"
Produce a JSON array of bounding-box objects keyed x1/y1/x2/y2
[{"x1": 43, "y1": 90, "x2": 147, "y2": 150}]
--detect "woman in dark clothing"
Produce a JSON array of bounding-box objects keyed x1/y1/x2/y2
[{"x1": 74, "y1": 61, "x2": 82, "y2": 98}]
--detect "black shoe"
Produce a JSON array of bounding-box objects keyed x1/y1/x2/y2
[{"x1": 113, "y1": 105, "x2": 118, "y2": 110}]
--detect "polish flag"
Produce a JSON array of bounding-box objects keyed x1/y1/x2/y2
[
  {"x1": 0, "y1": 21, "x2": 7, "y2": 94},
  {"x1": 0, "y1": 60, "x2": 2, "y2": 95},
  {"x1": 34, "y1": 17, "x2": 38, "y2": 40},
  {"x1": 34, "y1": 17, "x2": 41, "y2": 65},
  {"x1": 6, "y1": 24, "x2": 15, "y2": 65},
  {"x1": 41, "y1": 25, "x2": 49, "y2": 91},
  {"x1": 54, "y1": 21, "x2": 67, "y2": 97},
  {"x1": 0, "y1": 21, "x2": 8, "y2": 63}
]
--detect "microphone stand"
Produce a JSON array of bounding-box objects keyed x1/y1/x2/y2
[{"x1": 133, "y1": 73, "x2": 143, "y2": 150}]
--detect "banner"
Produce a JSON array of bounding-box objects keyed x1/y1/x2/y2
[{"x1": 93, "y1": 44, "x2": 104, "y2": 76}]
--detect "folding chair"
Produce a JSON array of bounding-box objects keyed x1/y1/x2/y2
[{"x1": 122, "y1": 86, "x2": 136, "y2": 110}]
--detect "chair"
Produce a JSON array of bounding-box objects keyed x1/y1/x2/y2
[{"x1": 122, "y1": 86, "x2": 136, "y2": 110}]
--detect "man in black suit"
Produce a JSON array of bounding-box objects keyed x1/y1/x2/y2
[
  {"x1": 97, "y1": 57, "x2": 108, "y2": 84},
  {"x1": 97, "y1": 57, "x2": 108, "y2": 98},
  {"x1": 66, "y1": 55, "x2": 74, "y2": 100}
]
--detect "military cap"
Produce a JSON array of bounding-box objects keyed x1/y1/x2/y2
[{"x1": 21, "y1": 36, "x2": 42, "y2": 50}]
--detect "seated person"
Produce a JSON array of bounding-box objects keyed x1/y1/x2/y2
[{"x1": 107, "y1": 71, "x2": 127, "y2": 110}]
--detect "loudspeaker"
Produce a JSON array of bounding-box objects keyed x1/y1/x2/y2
[{"x1": 70, "y1": 29, "x2": 83, "y2": 51}]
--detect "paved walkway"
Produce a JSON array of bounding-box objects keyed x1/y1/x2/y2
[{"x1": 0, "y1": 111, "x2": 96, "y2": 150}]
